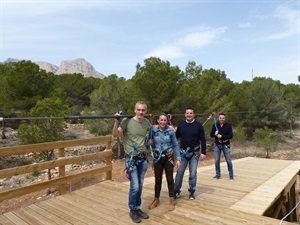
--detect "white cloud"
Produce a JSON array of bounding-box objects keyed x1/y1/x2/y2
[
  {"x1": 145, "y1": 46, "x2": 186, "y2": 59},
  {"x1": 261, "y1": 4, "x2": 299, "y2": 40},
  {"x1": 238, "y1": 22, "x2": 253, "y2": 28},
  {"x1": 144, "y1": 26, "x2": 227, "y2": 60},
  {"x1": 180, "y1": 27, "x2": 227, "y2": 47}
]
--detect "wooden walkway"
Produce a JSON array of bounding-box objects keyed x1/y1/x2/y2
[{"x1": 0, "y1": 157, "x2": 299, "y2": 225}]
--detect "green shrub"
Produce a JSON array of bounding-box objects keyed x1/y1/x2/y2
[
  {"x1": 233, "y1": 124, "x2": 247, "y2": 143},
  {"x1": 253, "y1": 126, "x2": 278, "y2": 158}
]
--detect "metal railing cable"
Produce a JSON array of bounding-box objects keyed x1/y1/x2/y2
[{"x1": 0, "y1": 110, "x2": 291, "y2": 121}]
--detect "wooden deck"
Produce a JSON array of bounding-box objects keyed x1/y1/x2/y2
[{"x1": 1, "y1": 157, "x2": 299, "y2": 225}]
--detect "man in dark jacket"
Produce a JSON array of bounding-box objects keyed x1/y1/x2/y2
[
  {"x1": 210, "y1": 112, "x2": 234, "y2": 180},
  {"x1": 174, "y1": 108, "x2": 206, "y2": 200}
]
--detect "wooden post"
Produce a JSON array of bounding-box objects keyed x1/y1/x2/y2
[
  {"x1": 58, "y1": 147, "x2": 66, "y2": 194},
  {"x1": 286, "y1": 183, "x2": 297, "y2": 222},
  {"x1": 273, "y1": 196, "x2": 286, "y2": 219},
  {"x1": 106, "y1": 140, "x2": 112, "y2": 180}
]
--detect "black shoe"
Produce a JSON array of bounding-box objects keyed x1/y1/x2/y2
[
  {"x1": 230, "y1": 176, "x2": 234, "y2": 181},
  {"x1": 129, "y1": 209, "x2": 141, "y2": 223},
  {"x1": 174, "y1": 192, "x2": 180, "y2": 199},
  {"x1": 136, "y1": 209, "x2": 149, "y2": 219},
  {"x1": 213, "y1": 175, "x2": 221, "y2": 179},
  {"x1": 189, "y1": 192, "x2": 195, "y2": 200}
]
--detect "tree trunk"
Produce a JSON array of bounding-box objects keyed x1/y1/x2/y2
[
  {"x1": 46, "y1": 168, "x2": 52, "y2": 195},
  {"x1": 266, "y1": 149, "x2": 270, "y2": 158},
  {"x1": 289, "y1": 120, "x2": 293, "y2": 138},
  {"x1": 2, "y1": 121, "x2": 6, "y2": 139}
]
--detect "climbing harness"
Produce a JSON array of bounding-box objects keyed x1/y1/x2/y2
[
  {"x1": 212, "y1": 111, "x2": 230, "y2": 144},
  {"x1": 147, "y1": 114, "x2": 175, "y2": 166},
  {"x1": 212, "y1": 112, "x2": 219, "y2": 131},
  {"x1": 167, "y1": 114, "x2": 173, "y2": 127},
  {"x1": 147, "y1": 114, "x2": 159, "y2": 165},
  {"x1": 149, "y1": 147, "x2": 174, "y2": 166},
  {"x1": 124, "y1": 144, "x2": 144, "y2": 180},
  {"x1": 120, "y1": 115, "x2": 149, "y2": 180},
  {"x1": 148, "y1": 145, "x2": 160, "y2": 165},
  {"x1": 215, "y1": 143, "x2": 231, "y2": 155},
  {"x1": 202, "y1": 112, "x2": 213, "y2": 126},
  {"x1": 180, "y1": 146, "x2": 200, "y2": 160}
]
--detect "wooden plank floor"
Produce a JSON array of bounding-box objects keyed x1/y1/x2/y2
[{"x1": 0, "y1": 157, "x2": 298, "y2": 225}]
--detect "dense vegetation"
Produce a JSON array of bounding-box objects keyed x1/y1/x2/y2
[{"x1": 0, "y1": 58, "x2": 299, "y2": 144}]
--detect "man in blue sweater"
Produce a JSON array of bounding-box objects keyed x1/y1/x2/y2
[
  {"x1": 210, "y1": 112, "x2": 234, "y2": 180},
  {"x1": 174, "y1": 108, "x2": 206, "y2": 200}
]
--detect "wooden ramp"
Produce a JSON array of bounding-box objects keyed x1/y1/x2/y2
[{"x1": 0, "y1": 157, "x2": 299, "y2": 225}]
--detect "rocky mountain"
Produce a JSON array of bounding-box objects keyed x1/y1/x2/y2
[
  {"x1": 3, "y1": 58, "x2": 105, "y2": 78},
  {"x1": 56, "y1": 58, "x2": 104, "y2": 78},
  {"x1": 35, "y1": 61, "x2": 59, "y2": 74},
  {"x1": 3, "y1": 58, "x2": 20, "y2": 63}
]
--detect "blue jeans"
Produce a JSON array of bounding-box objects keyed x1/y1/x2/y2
[
  {"x1": 125, "y1": 156, "x2": 148, "y2": 210},
  {"x1": 213, "y1": 144, "x2": 234, "y2": 178},
  {"x1": 174, "y1": 150, "x2": 200, "y2": 194}
]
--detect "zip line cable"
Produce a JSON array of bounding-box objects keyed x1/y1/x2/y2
[{"x1": 0, "y1": 110, "x2": 296, "y2": 121}]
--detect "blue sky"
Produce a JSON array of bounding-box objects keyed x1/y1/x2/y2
[{"x1": 1, "y1": 0, "x2": 299, "y2": 84}]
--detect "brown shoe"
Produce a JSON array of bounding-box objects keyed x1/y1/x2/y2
[
  {"x1": 168, "y1": 197, "x2": 175, "y2": 211},
  {"x1": 148, "y1": 197, "x2": 160, "y2": 210}
]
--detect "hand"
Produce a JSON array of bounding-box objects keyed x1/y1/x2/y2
[
  {"x1": 169, "y1": 125, "x2": 176, "y2": 132},
  {"x1": 200, "y1": 154, "x2": 206, "y2": 160},
  {"x1": 215, "y1": 131, "x2": 219, "y2": 136},
  {"x1": 114, "y1": 112, "x2": 122, "y2": 122},
  {"x1": 148, "y1": 139, "x2": 153, "y2": 145},
  {"x1": 217, "y1": 134, "x2": 222, "y2": 139},
  {"x1": 176, "y1": 160, "x2": 181, "y2": 169}
]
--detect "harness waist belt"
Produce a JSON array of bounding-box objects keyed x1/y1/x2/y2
[
  {"x1": 215, "y1": 141, "x2": 229, "y2": 145},
  {"x1": 216, "y1": 143, "x2": 230, "y2": 148},
  {"x1": 154, "y1": 148, "x2": 173, "y2": 157},
  {"x1": 125, "y1": 152, "x2": 146, "y2": 160},
  {"x1": 181, "y1": 146, "x2": 200, "y2": 152},
  {"x1": 216, "y1": 139, "x2": 229, "y2": 144},
  {"x1": 154, "y1": 150, "x2": 167, "y2": 155}
]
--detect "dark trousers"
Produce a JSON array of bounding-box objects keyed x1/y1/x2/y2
[{"x1": 153, "y1": 156, "x2": 174, "y2": 198}]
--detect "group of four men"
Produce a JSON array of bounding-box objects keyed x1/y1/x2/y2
[{"x1": 112, "y1": 101, "x2": 234, "y2": 223}]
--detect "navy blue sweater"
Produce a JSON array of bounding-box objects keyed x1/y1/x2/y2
[{"x1": 176, "y1": 120, "x2": 206, "y2": 155}]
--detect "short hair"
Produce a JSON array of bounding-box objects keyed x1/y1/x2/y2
[
  {"x1": 218, "y1": 112, "x2": 225, "y2": 116},
  {"x1": 135, "y1": 101, "x2": 147, "y2": 109},
  {"x1": 158, "y1": 113, "x2": 168, "y2": 119},
  {"x1": 186, "y1": 107, "x2": 195, "y2": 112}
]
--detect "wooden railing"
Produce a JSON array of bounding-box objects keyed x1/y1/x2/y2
[{"x1": 0, "y1": 135, "x2": 113, "y2": 202}]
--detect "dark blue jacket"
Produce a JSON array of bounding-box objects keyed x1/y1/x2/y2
[{"x1": 210, "y1": 122, "x2": 233, "y2": 145}]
